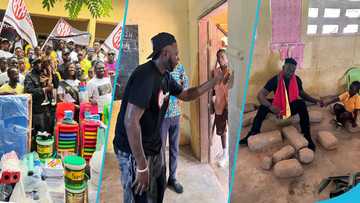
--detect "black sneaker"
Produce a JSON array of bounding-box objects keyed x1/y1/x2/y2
[
  {"x1": 239, "y1": 137, "x2": 248, "y2": 145},
  {"x1": 41, "y1": 100, "x2": 50, "y2": 106},
  {"x1": 168, "y1": 179, "x2": 183, "y2": 194},
  {"x1": 239, "y1": 131, "x2": 257, "y2": 145}
]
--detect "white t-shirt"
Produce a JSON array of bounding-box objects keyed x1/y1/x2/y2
[
  {"x1": 70, "y1": 51, "x2": 78, "y2": 62},
  {"x1": 0, "y1": 50, "x2": 14, "y2": 59},
  {"x1": 58, "y1": 79, "x2": 80, "y2": 103},
  {"x1": 0, "y1": 72, "x2": 25, "y2": 86},
  {"x1": 87, "y1": 77, "x2": 112, "y2": 113},
  {"x1": 56, "y1": 50, "x2": 63, "y2": 64}
]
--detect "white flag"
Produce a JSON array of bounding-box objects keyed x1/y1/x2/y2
[
  {"x1": 3, "y1": 0, "x2": 37, "y2": 47},
  {"x1": 49, "y1": 18, "x2": 90, "y2": 46},
  {"x1": 101, "y1": 22, "x2": 122, "y2": 56}
]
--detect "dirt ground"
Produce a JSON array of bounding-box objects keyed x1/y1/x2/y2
[{"x1": 231, "y1": 106, "x2": 360, "y2": 203}]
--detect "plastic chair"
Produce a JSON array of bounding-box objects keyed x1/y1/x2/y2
[
  {"x1": 343, "y1": 67, "x2": 360, "y2": 90},
  {"x1": 80, "y1": 120, "x2": 100, "y2": 162},
  {"x1": 55, "y1": 122, "x2": 79, "y2": 154},
  {"x1": 79, "y1": 102, "x2": 98, "y2": 122},
  {"x1": 55, "y1": 102, "x2": 76, "y2": 122}
]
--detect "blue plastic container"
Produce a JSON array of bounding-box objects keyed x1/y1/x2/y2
[{"x1": 0, "y1": 125, "x2": 27, "y2": 158}]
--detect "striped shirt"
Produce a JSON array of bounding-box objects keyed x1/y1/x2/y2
[{"x1": 165, "y1": 64, "x2": 189, "y2": 118}]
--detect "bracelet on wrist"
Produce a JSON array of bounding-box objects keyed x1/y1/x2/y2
[{"x1": 137, "y1": 165, "x2": 148, "y2": 173}]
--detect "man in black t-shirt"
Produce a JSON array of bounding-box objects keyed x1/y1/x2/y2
[
  {"x1": 113, "y1": 32, "x2": 224, "y2": 203},
  {"x1": 239, "y1": 58, "x2": 323, "y2": 151},
  {"x1": 58, "y1": 48, "x2": 71, "y2": 78},
  {"x1": 24, "y1": 58, "x2": 59, "y2": 151}
]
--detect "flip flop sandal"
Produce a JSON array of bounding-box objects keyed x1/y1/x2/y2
[
  {"x1": 331, "y1": 118, "x2": 343, "y2": 128},
  {"x1": 319, "y1": 172, "x2": 360, "y2": 198}
]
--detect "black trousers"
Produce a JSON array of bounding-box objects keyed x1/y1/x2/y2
[
  {"x1": 31, "y1": 112, "x2": 48, "y2": 151},
  {"x1": 249, "y1": 99, "x2": 311, "y2": 137}
]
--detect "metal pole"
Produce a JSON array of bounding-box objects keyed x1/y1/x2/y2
[
  {"x1": 41, "y1": 35, "x2": 51, "y2": 50},
  {"x1": 0, "y1": 21, "x2": 4, "y2": 35}
]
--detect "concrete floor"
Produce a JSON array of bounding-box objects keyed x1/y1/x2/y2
[
  {"x1": 209, "y1": 115, "x2": 229, "y2": 196},
  {"x1": 231, "y1": 106, "x2": 360, "y2": 203},
  {"x1": 100, "y1": 146, "x2": 227, "y2": 203}
]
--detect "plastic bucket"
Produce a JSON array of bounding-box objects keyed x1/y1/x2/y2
[
  {"x1": 65, "y1": 182, "x2": 88, "y2": 203},
  {"x1": 36, "y1": 137, "x2": 54, "y2": 161},
  {"x1": 64, "y1": 156, "x2": 86, "y2": 188}
]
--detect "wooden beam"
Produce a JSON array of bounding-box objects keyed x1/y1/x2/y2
[
  {"x1": 27, "y1": 94, "x2": 32, "y2": 152},
  {"x1": 216, "y1": 24, "x2": 228, "y2": 36}
]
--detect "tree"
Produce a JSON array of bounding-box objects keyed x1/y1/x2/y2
[{"x1": 42, "y1": 0, "x2": 113, "y2": 19}]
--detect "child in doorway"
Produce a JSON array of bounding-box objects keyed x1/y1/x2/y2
[
  {"x1": 324, "y1": 81, "x2": 360, "y2": 127},
  {"x1": 40, "y1": 58, "x2": 57, "y2": 106},
  {"x1": 211, "y1": 49, "x2": 234, "y2": 167}
]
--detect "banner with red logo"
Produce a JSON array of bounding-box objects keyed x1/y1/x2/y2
[
  {"x1": 48, "y1": 18, "x2": 90, "y2": 46},
  {"x1": 101, "y1": 22, "x2": 123, "y2": 56},
  {"x1": 2, "y1": 0, "x2": 38, "y2": 47}
]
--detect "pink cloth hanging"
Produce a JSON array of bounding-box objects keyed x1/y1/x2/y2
[
  {"x1": 271, "y1": 0, "x2": 302, "y2": 44},
  {"x1": 270, "y1": 0, "x2": 304, "y2": 67},
  {"x1": 279, "y1": 46, "x2": 289, "y2": 59},
  {"x1": 289, "y1": 43, "x2": 305, "y2": 67}
]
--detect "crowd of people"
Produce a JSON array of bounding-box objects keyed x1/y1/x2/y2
[
  {"x1": 0, "y1": 36, "x2": 115, "y2": 150},
  {"x1": 0, "y1": 31, "x2": 233, "y2": 202}
]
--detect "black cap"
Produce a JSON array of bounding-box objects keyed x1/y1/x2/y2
[
  {"x1": 147, "y1": 32, "x2": 176, "y2": 59},
  {"x1": 284, "y1": 58, "x2": 297, "y2": 66}
]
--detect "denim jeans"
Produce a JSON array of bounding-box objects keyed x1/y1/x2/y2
[
  {"x1": 160, "y1": 116, "x2": 180, "y2": 181},
  {"x1": 115, "y1": 150, "x2": 166, "y2": 203}
]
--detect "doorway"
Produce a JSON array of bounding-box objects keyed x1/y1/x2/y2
[{"x1": 198, "y1": 1, "x2": 228, "y2": 165}]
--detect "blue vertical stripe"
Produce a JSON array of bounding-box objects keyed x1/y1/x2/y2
[
  {"x1": 95, "y1": 0, "x2": 129, "y2": 202},
  {"x1": 228, "y1": 0, "x2": 262, "y2": 202}
]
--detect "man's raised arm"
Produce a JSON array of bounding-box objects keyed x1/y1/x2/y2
[{"x1": 177, "y1": 68, "x2": 224, "y2": 101}]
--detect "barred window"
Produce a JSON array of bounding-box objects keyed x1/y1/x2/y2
[{"x1": 307, "y1": 0, "x2": 360, "y2": 35}]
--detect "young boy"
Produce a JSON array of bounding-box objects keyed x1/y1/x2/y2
[
  {"x1": 211, "y1": 49, "x2": 234, "y2": 167},
  {"x1": 40, "y1": 58, "x2": 57, "y2": 106},
  {"x1": 324, "y1": 81, "x2": 360, "y2": 127}
]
